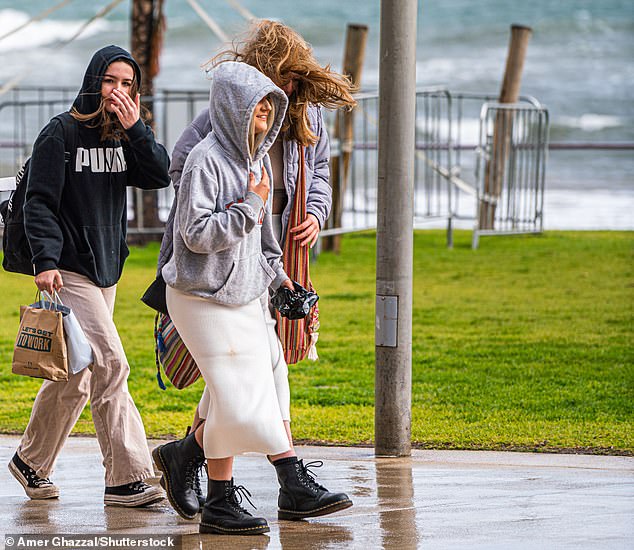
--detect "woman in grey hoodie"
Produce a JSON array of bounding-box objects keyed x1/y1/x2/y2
[
  {"x1": 154, "y1": 20, "x2": 355, "y2": 527},
  {"x1": 158, "y1": 62, "x2": 296, "y2": 535}
]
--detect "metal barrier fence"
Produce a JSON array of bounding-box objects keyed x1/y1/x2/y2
[
  {"x1": 1, "y1": 86, "x2": 550, "y2": 248},
  {"x1": 321, "y1": 89, "x2": 456, "y2": 242},
  {"x1": 473, "y1": 102, "x2": 549, "y2": 248},
  {"x1": 322, "y1": 90, "x2": 547, "y2": 247},
  {"x1": 0, "y1": 87, "x2": 208, "y2": 172},
  {"x1": 0, "y1": 87, "x2": 208, "y2": 231}
]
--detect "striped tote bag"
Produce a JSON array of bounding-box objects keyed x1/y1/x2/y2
[
  {"x1": 154, "y1": 312, "x2": 201, "y2": 389},
  {"x1": 275, "y1": 145, "x2": 320, "y2": 364}
]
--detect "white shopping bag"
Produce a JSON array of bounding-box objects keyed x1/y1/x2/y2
[
  {"x1": 63, "y1": 310, "x2": 93, "y2": 374},
  {"x1": 42, "y1": 291, "x2": 93, "y2": 374}
]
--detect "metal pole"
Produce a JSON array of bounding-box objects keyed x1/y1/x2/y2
[{"x1": 375, "y1": 0, "x2": 417, "y2": 457}]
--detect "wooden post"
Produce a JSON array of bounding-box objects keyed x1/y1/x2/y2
[
  {"x1": 479, "y1": 24, "x2": 532, "y2": 229},
  {"x1": 322, "y1": 24, "x2": 368, "y2": 253},
  {"x1": 130, "y1": 0, "x2": 165, "y2": 240}
]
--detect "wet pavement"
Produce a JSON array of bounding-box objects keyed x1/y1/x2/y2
[{"x1": 0, "y1": 435, "x2": 633, "y2": 549}]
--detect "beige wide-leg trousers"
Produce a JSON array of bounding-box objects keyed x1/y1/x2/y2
[{"x1": 18, "y1": 270, "x2": 154, "y2": 486}]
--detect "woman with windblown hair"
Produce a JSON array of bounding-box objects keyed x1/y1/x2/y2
[
  {"x1": 152, "y1": 20, "x2": 355, "y2": 523},
  {"x1": 159, "y1": 60, "x2": 336, "y2": 535},
  {"x1": 8, "y1": 45, "x2": 170, "y2": 507}
]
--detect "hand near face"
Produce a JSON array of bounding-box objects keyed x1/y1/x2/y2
[
  {"x1": 110, "y1": 90, "x2": 140, "y2": 130},
  {"x1": 290, "y1": 213, "x2": 320, "y2": 248}
]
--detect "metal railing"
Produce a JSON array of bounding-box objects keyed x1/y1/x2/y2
[
  {"x1": 0, "y1": 87, "x2": 208, "y2": 233},
  {"x1": 321, "y1": 90, "x2": 548, "y2": 247},
  {"x1": 473, "y1": 102, "x2": 549, "y2": 248},
  {"x1": 322, "y1": 88, "x2": 457, "y2": 242},
  {"x1": 0, "y1": 86, "x2": 554, "y2": 248},
  {"x1": 0, "y1": 87, "x2": 208, "y2": 173}
]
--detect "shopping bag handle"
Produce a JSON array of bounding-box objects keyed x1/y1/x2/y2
[{"x1": 40, "y1": 289, "x2": 64, "y2": 309}]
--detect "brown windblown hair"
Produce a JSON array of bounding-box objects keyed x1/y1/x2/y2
[
  {"x1": 70, "y1": 61, "x2": 143, "y2": 142},
  {"x1": 208, "y1": 20, "x2": 357, "y2": 146}
]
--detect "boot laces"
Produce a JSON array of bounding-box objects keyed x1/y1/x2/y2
[
  {"x1": 300, "y1": 460, "x2": 328, "y2": 492},
  {"x1": 185, "y1": 456, "x2": 205, "y2": 496},
  {"x1": 228, "y1": 484, "x2": 257, "y2": 514},
  {"x1": 192, "y1": 462, "x2": 206, "y2": 498}
]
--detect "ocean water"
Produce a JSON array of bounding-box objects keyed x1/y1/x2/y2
[{"x1": 0, "y1": 0, "x2": 632, "y2": 228}]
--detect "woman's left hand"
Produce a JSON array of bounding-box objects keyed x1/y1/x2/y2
[
  {"x1": 111, "y1": 89, "x2": 140, "y2": 130},
  {"x1": 290, "y1": 213, "x2": 320, "y2": 248},
  {"x1": 281, "y1": 278, "x2": 294, "y2": 290}
]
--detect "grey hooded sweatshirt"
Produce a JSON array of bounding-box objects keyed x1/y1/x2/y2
[{"x1": 162, "y1": 62, "x2": 289, "y2": 305}]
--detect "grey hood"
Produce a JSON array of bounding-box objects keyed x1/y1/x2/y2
[
  {"x1": 208, "y1": 61, "x2": 288, "y2": 164},
  {"x1": 161, "y1": 62, "x2": 290, "y2": 305}
]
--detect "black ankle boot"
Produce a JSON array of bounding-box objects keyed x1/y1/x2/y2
[
  {"x1": 184, "y1": 425, "x2": 206, "y2": 511},
  {"x1": 152, "y1": 432, "x2": 205, "y2": 519},
  {"x1": 200, "y1": 479, "x2": 269, "y2": 535},
  {"x1": 274, "y1": 458, "x2": 353, "y2": 520}
]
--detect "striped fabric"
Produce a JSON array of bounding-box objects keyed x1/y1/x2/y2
[
  {"x1": 275, "y1": 145, "x2": 320, "y2": 364},
  {"x1": 154, "y1": 312, "x2": 201, "y2": 390}
]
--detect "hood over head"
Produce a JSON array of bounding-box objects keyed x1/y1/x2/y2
[
  {"x1": 207, "y1": 61, "x2": 288, "y2": 163},
  {"x1": 72, "y1": 45, "x2": 142, "y2": 115}
]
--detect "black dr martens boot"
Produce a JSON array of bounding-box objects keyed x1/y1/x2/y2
[
  {"x1": 274, "y1": 457, "x2": 353, "y2": 520},
  {"x1": 200, "y1": 479, "x2": 269, "y2": 536}
]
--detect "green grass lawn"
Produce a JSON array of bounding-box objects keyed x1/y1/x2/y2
[{"x1": 1, "y1": 230, "x2": 632, "y2": 454}]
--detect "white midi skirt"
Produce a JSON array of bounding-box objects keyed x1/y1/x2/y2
[
  {"x1": 166, "y1": 286, "x2": 290, "y2": 458},
  {"x1": 199, "y1": 293, "x2": 291, "y2": 422}
]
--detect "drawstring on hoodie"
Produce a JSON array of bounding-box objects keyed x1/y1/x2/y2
[{"x1": 247, "y1": 158, "x2": 267, "y2": 224}]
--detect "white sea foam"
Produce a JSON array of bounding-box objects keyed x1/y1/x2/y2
[
  {"x1": 0, "y1": 9, "x2": 108, "y2": 53},
  {"x1": 416, "y1": 117, "x2": 482, "y2": 145},
  {"x1": 557, "y1": 114, "x2": 624, "y2": 132},
  {"x1": 340, "y1": 187, "x2": 634, "y2": 231},
  {"x1": 416, "y1": 54, "x2": 504, "y2": 86},
  {"x1": 418, "y1": 113, "x2": 628, "y2": 145},
  {"x1": 415, "y1": 189, "x2": 634, "y2": 230}
]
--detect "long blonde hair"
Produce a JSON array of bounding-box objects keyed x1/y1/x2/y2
[
  {"x1": 209, "y1": 20, "x2": 357, "y2": 146},
  {"x1": 70, "y1": 60, "x2": 143, "y2": 142}
]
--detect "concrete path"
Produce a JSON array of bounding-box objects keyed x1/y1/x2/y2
[{"x1": 0, "y1": 435, "x2": 632, "y2": 549}]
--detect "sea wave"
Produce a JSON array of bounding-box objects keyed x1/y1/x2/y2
[
  {"x1": 0, "y1": 9, "x2": 109, "y2": 53},
  {"x1": 415, "y1": 113, "x2": 627, "y2": 146},
  {"x1": 556, "y1": 114, "x2": 625, "y2": 132}
]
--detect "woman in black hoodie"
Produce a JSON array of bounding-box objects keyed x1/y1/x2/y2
[{"x1": 8, "y1": 45, "x2": 170, "y2": 507}]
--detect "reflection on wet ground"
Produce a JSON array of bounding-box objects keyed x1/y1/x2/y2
[
  {"x1": 376, "y1": 458, "x2": 419, "y2": 549},
  {"x1": 1, "y1": 436, "x2": 632, "y2": 549}
]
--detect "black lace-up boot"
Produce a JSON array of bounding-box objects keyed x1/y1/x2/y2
[
  {"x1": 200, "y1": 479, "x2": 269, "y2": 535},
  {"x1": 152, "y1": 431, "x2": 205, "y2": 519},
  {"x1": 157, "y1": 426, "x2": 206, "y2": 512},
  {"x1": 274, "y1": 457, "x2": 353, "y2": 520}
]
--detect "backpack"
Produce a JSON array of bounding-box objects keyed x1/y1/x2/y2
[
  {"x1": 0, "y1": 113, "x2": 77, "y2": 275},
  {"x1": 1, "y1": 160, "x2": 33, "y2": 274}
]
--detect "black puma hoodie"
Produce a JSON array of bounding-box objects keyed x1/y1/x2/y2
[{"x1": 24, "y1": 45, "x2": 170, "y2": 287}]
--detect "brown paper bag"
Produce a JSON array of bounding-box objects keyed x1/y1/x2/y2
[{"x1": 12, "y1": 305, "x2": 68, "y2": 381}]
